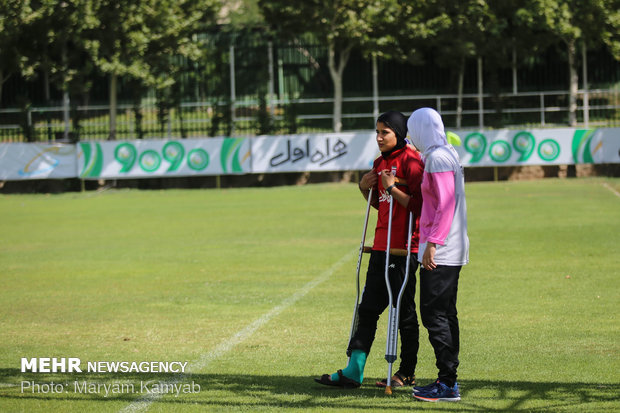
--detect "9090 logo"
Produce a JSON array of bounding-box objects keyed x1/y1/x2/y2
[{"x1": 464, "y1": 131, "x2": 560, "y2": 164}]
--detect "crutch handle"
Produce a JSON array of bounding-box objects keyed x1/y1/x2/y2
[{"x1": 362, "y1": 246, "x2": 408, "y2": 256}]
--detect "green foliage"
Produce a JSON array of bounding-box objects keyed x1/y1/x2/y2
[
  {"x1": 0, "y1": 0, "x2": 618, "y2": 134},
  {"x1": 16, "y1": 1, "x2": 96, "y2": 88},
  {"x1": 258, "y1": 0, "x2": 389, "y2": 131},
  {"x1": 0, "y1": 0, "x2": 221, "y2": 134},
  {"x1": 0, "y1": 0, "x2": 29, "y2": 88},
  {"x1": 88, "y1": 0, "x2": 220, "y2": 136},
  {"x1": 526, "y1": 0, "x2": 618, "y2": 57},
  {"x1": 258, "y1": 0, "x2": 386, "y2": 64}
]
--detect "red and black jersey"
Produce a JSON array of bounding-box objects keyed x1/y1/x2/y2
[{"x1": 371, "y1": 146, "x2": 424, "y2": 253}]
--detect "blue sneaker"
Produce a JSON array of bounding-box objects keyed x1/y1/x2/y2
[
  {"x1": 413, "y1": 380, "x2": 460, "y2": 402},
  {"x1": 412, "y1": 379, "x2": 439, "y2": 394}
]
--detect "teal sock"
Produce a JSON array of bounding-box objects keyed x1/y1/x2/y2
[{"x1": 331, "y1": 350, "x2": 367, "y2": 383}]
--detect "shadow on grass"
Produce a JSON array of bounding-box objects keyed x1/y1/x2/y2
[{"x1": 0, "y1": 369, "x2": 617, "y2": 411}]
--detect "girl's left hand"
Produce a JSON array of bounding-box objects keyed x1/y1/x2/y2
[{"x1": 422, "y1": 243, "x2": 437, "y2": 270}]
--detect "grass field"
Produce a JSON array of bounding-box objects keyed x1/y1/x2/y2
[{"x1": 0, "y1": 177, "x2": 619, "y2": 412}]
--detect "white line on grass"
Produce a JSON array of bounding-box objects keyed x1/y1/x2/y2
[
  {"x1": 602, "y1": 182, "x2": 620, "y2": 198},
  {"x1": 119, "y1": 249, "x2": 354, "y2": 413}
]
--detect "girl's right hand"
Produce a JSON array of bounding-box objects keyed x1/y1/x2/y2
[{"x1": 359, "y1": 169, "x2": 377, "y2": 191}]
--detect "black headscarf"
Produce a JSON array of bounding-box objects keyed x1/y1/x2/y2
[{"x1": 377, "y1": 110, "x2": 407, "y2": 158}]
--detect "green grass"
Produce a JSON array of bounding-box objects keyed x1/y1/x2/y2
[{"x1": 0, "y1": 178, "x2": 619, "y2": 412}]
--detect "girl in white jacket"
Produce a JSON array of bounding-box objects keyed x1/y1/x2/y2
[{"x1": 407, "y1": 107, "x2": 469, "y2": 402}]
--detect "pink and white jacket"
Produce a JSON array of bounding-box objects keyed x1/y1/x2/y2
[{"x1": 407, "y1": 108, "x2": 469, "y2": 266}]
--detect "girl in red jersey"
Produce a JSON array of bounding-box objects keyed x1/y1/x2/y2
[{"x1": 315, "y1": 111, "x2": 424, "y2": 389}]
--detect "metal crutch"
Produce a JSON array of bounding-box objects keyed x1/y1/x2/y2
[
  {"x1": 384, "y1": 210, "x2": 413, "y2": 395},
  {"x1": 347, "y1": 187, "x2": 373, "y2": 361},
  {"x1": 384, "y1": 173, "x2": 414, "y2": 395}
]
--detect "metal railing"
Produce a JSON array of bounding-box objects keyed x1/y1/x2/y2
[{"x1": 1, "y1": 88, "x2": 618, "y2": 142}]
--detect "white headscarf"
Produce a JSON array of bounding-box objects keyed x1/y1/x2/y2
[{"x1": 407, "y1": 108, "x2": 447, "y2": 157}]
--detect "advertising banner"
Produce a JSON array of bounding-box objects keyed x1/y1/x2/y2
[
  {"x1": 77, "y1": 138, "x2": 251, "y2": 179},
  {"x1": 251, "y1": 132, "x2": 378, "y2": 173},
  {"x1": 1, "y1": 128, "x2": 618, "y2": 181},
  {"x1": 452, "y1": 128, "x2": 620, "y2": 167},
  {"x1": 0, "y1": 143, "x2": 77, "y2": 180}
]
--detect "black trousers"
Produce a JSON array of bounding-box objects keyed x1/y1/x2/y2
[
  {"x1": 348, "y1": 250, "x2": 419, "y2": 377},
  {"x1": 419, "y1": 265, "x2": 461, "y2": 387}
]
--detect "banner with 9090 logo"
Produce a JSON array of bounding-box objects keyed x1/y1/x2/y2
[
  {"x1": 451, "y1": 128, "x2": 620, "y2": 167},
  {"x1": 77, "y1": 138, "x2": 251, "y2": 179}
]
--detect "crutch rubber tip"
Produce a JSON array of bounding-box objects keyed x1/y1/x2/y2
[{"x1": 385, "y1": 386, "x2": 392, "y2": 395}]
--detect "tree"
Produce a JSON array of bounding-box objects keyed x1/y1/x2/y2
[
  {"x1": 485, "y1": 0, "x2": 556, "y2": 91},
  {"x1": 533, "y1": 0, "x2": 620, "y2": 125},
  {"x1": 88, "y1": 0, "x2": 152, "y2": 139},
  {"x1": 476, "y1": 1, "x2": 555, "y2": 125},
  {"x1": 90, "y1": 0, "x2": 219, "y2": 139},
  {"x1": 0, "y1": 0, "x2": 29, "y2": 107},
  {"x1": 258, "y1": 0, "x2": 380, "y2": 132},
  {"x1": 11, "y1": 0, "x2": 98, "y2": 140},
  {"x1": 396, "y1": 0, "x2": 493, "y2": 127},
  {"x1": 143, "y1": 0, "x2": 219, "y2": 138}
]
